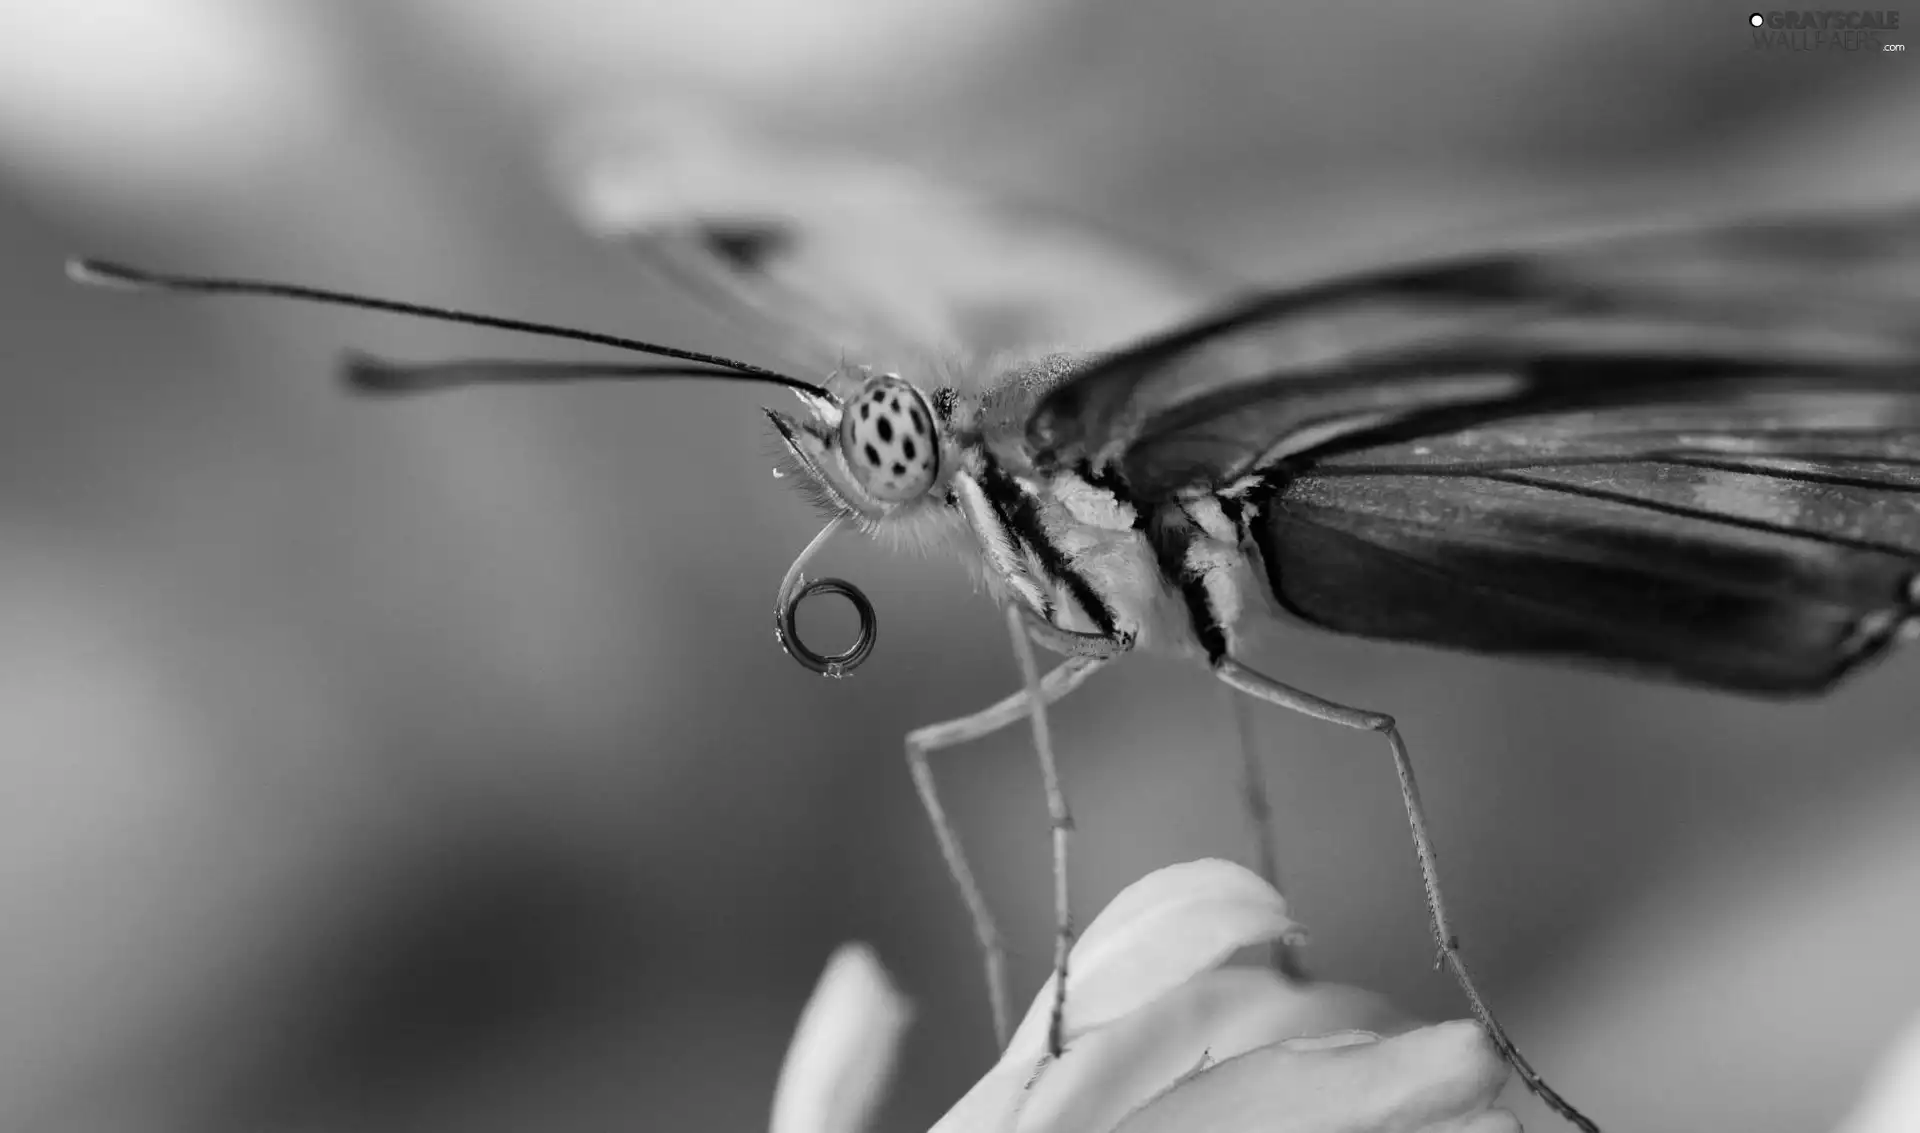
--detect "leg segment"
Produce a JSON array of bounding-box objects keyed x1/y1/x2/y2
[
  {"x1": 931, "y1": 464, "x2": 1135, "y2": 1047},
  {"x1": 904, "y1": 650, "x2": 1108, "y2": 1049},
  {"x1": 1004, "y1": 604, "x2": 1076, "y2": 1058},
  {"x1": 1214, "y1": 658, "x2": 1598, "y2": 1133},
  {"x1": 1222, "y1": 685, "x2": 1308, "y2": 980},
  {"x1": 1150, "y1": 499, "x2": 1597, "y2": 1132}
]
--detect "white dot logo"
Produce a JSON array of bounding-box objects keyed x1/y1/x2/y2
[{"x1": 1749, "y1": 12, "x2": 1765, "y2": 25}]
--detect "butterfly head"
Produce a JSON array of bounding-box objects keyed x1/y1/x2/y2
[{"x1": 766, "y1": 372, "x2": 946, "y2": 522}]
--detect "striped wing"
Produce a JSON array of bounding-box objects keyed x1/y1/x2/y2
[
  {"x1": 1259, "y1": 386, "x2": 1920, "y2": 693},
  {"x1": 1026, "y1": 203, "x2": 1920, "y2": 495},
  {"x1": 1022, "y1": 204, "x2": 1920, "y2": 694}
]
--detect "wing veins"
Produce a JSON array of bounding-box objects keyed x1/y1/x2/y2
[
  {"x1": 1308, "y1": 452, "x2": 1920, "y2": 491},
  {"x1": 1473, "y1": 469, "x2": 1918, "y2": 557},
  {"x1": 1272, "y1": 505, "x2": 1870, "y2": 654}
]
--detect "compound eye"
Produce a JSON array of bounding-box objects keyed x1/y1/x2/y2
[{"x1": 839, "y1": 378, "x2": 938, "y2": 503}]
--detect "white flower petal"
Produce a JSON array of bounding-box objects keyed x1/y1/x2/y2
[
  {"x1": 1412, "y1": 1114, "x2": 1526, "y2": 1133},
  {"x1": 1112, "y1": 1020, "x2": 1516, "y2": 1133},
  {"x1": 931, "y1": 862, "x2": 1303, "y2": 1133},
  {"x1": 1018, "y1": 969, "x2": 1410, "y2": 1133},
  {"x1": 1003, "y1": 860, "x2": 1304, "y2": 1061},
  {"x1": 1281, "y1": 1030, "x2": 1383, "y2": 1053},
  {"x1": 770, "y1": 944, "x2": 912, "y2": 1133},
  {"x1": 927, "y1": 1055, "x2": 1036, "y2": 1133}
]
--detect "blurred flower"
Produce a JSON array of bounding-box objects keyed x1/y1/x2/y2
[
  {"x1": 1833, "y1": 1007, "x2": 1920, "y2": 1133},
  {"x1": 770, "y1": 860, "x2": 1518, "y2": 1133},
  {"x1": 0, "y1": 0, "x2": 340, "y2": 209},
  {"x1": 406, "y1": 0, "x2": 1046, "y2": 111},
  {"x1": 771, "y1": 943, "x2": 913, "y2": 1133}
]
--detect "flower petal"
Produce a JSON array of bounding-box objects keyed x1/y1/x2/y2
[
  {"x1": 932, "y1": 861, "x2": 1303, "y2": 1133},
  {"x1": 770, "y1": 943, "x2": 912, "y2": 1133},
  {"x1": 1003, "y1": 860, "x2": 1304, "y2": 1061},
  {"x1": 1112, "y1": 1020, "x2": 1517, "y2": 1133},
  {"x1": 1018, "y1": 968, "x2": 1411, "y2": 1133},
  {"x1": 927, "y1": 1055, "x2": 1037, "y2": 1133}
]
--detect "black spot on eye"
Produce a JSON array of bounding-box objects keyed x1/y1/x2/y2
[
  {"x1": 865, "y1": 444, "x2": 881, "y2": 466},
  {"x1": 860, "y1": 404, "x2": 870, "y2": 420},
  {"x1": 909, "y1": 408, "x2": 926, "y2": 434},
  {"x1": 902, "y1": 438, "x2": 916, "y2": 461},
  {"x1": 877, "y1": 417, "x2": 893, "y2": 442},
  {"x1": 892, "y1": 462, "x2": 907, "y2": 476}
]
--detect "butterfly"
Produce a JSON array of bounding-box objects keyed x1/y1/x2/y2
[{"x1": 70, "y1": 103, "x2": 1920, "y2": 1133}]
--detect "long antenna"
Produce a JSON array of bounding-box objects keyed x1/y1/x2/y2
[
  {"x1": 341, "y1": 354, "x2": 804, "y2": 395},
  {"x1": 66, "y1": 257, "x2": 825, "y2": 396}
]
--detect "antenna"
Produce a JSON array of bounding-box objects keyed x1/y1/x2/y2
[{"x1": 67, "y1": 257, "x2": 825, "y2": 396}]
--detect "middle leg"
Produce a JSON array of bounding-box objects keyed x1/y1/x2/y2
[
  {"x1": 1222, "y1": 684, "x2": 1308, "y2": 979},
  {"x1": 1154, "y1": 498, "x2": 1596, "y2": 1131}
]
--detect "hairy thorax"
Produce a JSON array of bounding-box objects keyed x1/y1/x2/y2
[{"x1": 940, "y1": 351, "x2": 1268, "y2": 660}]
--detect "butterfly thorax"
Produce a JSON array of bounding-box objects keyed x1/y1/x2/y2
[{"x1": 932, "y1": 353, "x2": 1272, "y2": 660}]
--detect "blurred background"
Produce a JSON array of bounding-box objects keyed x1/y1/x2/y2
[{"x1": 1, "y1": 2, "x2": 1918, "y2": 1131}]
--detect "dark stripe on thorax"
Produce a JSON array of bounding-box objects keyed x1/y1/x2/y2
[
  {"x1": 976, "y1": 455, "x2": 1120, "y2": 638},
  {"x1": 1147, "y1": 504, "x2": 1230, "y2": 666},
  {"x1": 1217, "y1": 493, "x2": 1246, "y2": 533}
]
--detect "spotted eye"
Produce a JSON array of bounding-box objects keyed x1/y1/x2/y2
[{"x1": 839, "y1": 376, "x2": 938, "y2": 502}]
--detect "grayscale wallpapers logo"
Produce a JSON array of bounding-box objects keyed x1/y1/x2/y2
[{"x1": 1749, "y1": 10, "x2": 1905, "y2": 49}]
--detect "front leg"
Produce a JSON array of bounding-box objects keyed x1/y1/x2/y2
[
  {"x1": 906, "y1": 646, "x2": 1112, "y2": 1048},
  {"x1": 934, "y1": 467, "x2": 1136, "y2": 1049},
  {"x1": 1018, "y1": 600, "x2": 1134, "y2": 659}
]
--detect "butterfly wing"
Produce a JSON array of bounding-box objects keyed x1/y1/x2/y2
[
  {"x1": 1021, "y1": 204, "x2": 1920, "y2": 694},
  {"x1": 559, "y1": 103, "x2": 1232, "y2": 379},
  {"x1": 1026, "y1": 204, "x2": 1920, "y2": 494},
  {"x1": 1260, "y1": 386, "x2": 1920, "y2": 694}
]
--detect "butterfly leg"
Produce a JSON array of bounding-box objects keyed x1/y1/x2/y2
[
  {"x1": 1012, "y1": 605, "x2": 1139, "y2": 1056},
  {"x1": 1222, "y1": 685, "x2": 1307, "y2": 978},
  {"x1": 1003, "y1": 604, "x2": 1074, "y2": 1059},
  {"x1": 1210, "y1": 660, "x2": 1598, "y2": 1131},
  {"x1": 1156, "y1": 502, "x2": 1597, "y2": 1131},
  {"x1": 904, "y1": 646, "x2": 1110, "y2": 1049}
]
